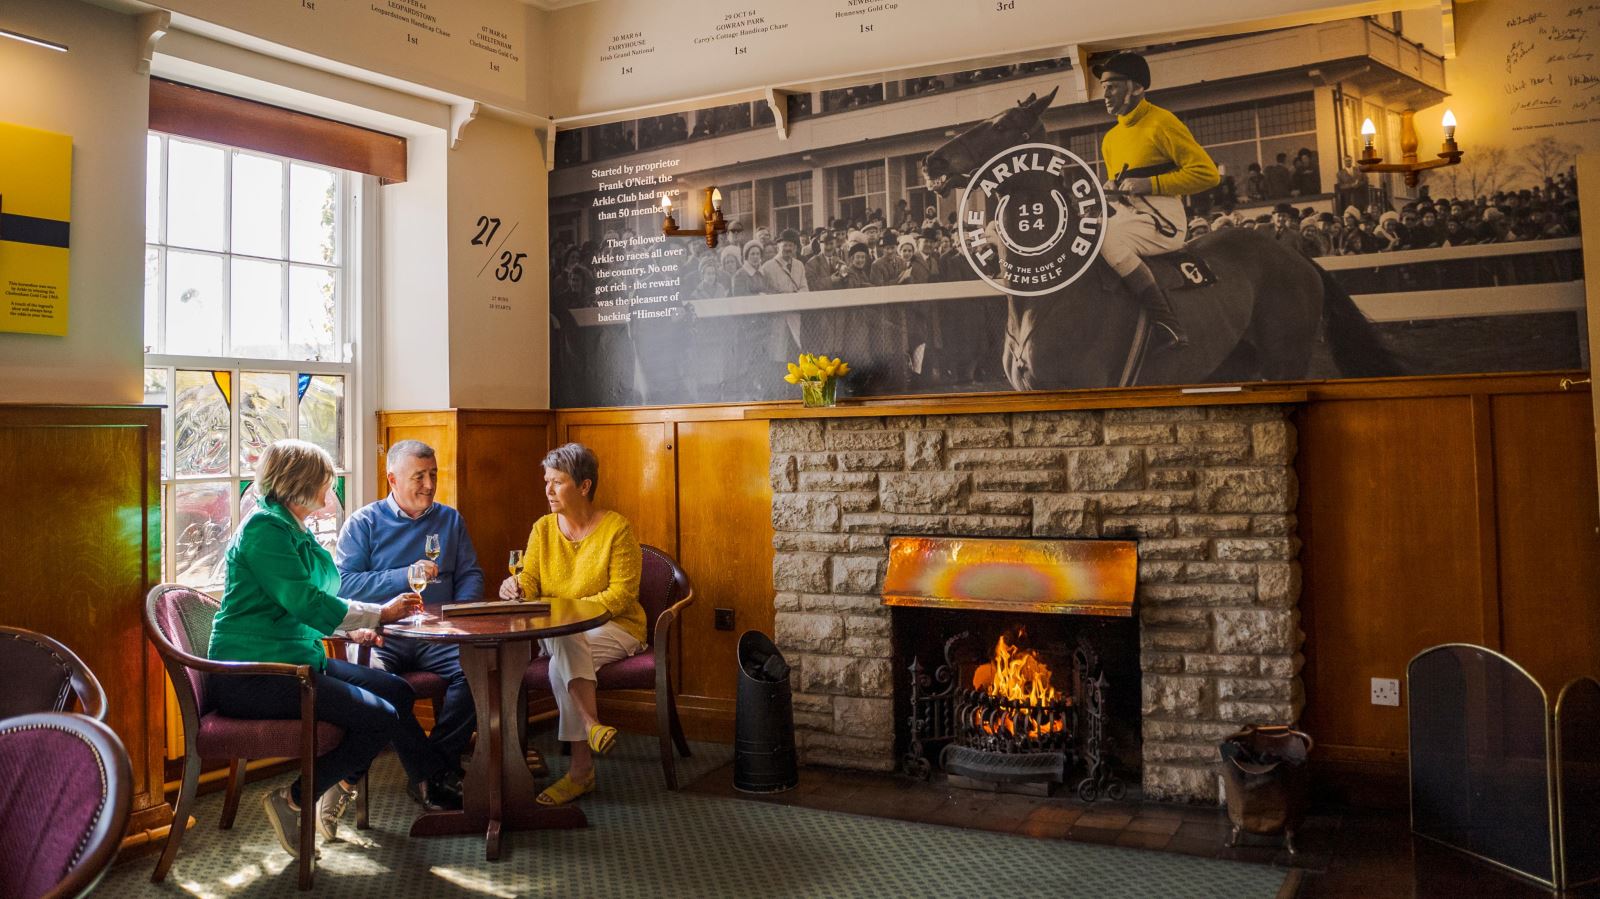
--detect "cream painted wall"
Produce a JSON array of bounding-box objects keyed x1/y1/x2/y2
[
  {"x1": 381, "y1": 130, "x2": 454, "y2": 411},
  {"x1": 0, "y1": 0, "x2": 148, "y2": 404},
  {"x1": 446, "y1": 114, "x2": 550, "y2": 409}
]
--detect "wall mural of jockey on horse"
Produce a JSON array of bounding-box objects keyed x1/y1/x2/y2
[{"x1": 546, "y1": 1, "x2": 1590, "y2": 408}]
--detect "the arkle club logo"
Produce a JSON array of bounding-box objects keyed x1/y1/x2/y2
[{"x1": 956, "y1": 142, "x2": 1106, "y2": 297}]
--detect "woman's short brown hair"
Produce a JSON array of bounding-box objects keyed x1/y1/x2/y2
[
  {"x1": 258, "y1": 439, "x2": 335, "y2": 508},
  {"x1": 542, "y1": 442, "x2": 599, "y2": 499}
]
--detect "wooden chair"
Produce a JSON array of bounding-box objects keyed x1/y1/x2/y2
[
  {"x1": 520, "y1": 544, "x2": 695, "y2": 788},
  {"x1": 321, "y1": 638, "x2": 451, "y2": 829},
  {"x1": 144, "y1": 583, "x2": 338, "y2": 890},
  {"x1": 0, "y1": 626, "x2": 107, "y2": 721},
  {"x1": 0, "y1": 712, "x2": 131, "y2": 899}
]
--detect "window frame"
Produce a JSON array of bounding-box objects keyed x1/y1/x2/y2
[{"x1": 144, "y1": 130, "x2": 371, "y2": 592}]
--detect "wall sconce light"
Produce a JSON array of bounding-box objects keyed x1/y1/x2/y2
[
  {"x1": 1357, "y1": 109, "x2": 1462, "y2": 188},
  {"x1": 0, "y1": 27, "x2": 68, "y2": 52},
  {"x1": 661, "y1": 188, "x2": 728, "y2": 248}
]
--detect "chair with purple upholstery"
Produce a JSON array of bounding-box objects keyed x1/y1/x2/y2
[
  {"x1": 520, "y1": 544, "x2": 695, "y2": 789},
  {"x1": 0, "y1": 712, "x2": 131, "y2": 899},
  {"x1": 321, "y1": 638, "x2": 450, "y2": 829},
  {"x1": 144, "y1": 583, "x2": 338, "y2": 890},
  {"x1": 0, "y1": 626, "x2": 108, "y2": 721}
]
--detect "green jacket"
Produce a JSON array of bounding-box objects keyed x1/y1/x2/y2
[{"x1": 207, "y1": 497, "x2": 348, "y2": 670}]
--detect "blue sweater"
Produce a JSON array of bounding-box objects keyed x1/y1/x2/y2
[{"x1": 335, "y1": 496, "x2": 484, "y2": 606}]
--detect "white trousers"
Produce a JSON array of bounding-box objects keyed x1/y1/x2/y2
[
  {"x1": 1101, "y1": 194, "x2": 1187, "y2": 276},
  {"x1": 541, "y1": 620, "x2": 644, "y2": 742}
]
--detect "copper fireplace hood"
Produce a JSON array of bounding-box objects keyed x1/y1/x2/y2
[{"x1": 882, "y1": 537, "x2": 1136, "y2": 618}]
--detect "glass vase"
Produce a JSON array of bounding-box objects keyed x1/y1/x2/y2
[{"x1": 800, "y1": 379, "x2": 837, "y2": 408}]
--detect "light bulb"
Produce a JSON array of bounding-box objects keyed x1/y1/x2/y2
[
  {"x1": 711, "y1": 188, "x2": 723, "y2": 211},
  {"x1": 1441, "y1": 109, "x2": 1457, "y2": 142},
  {"x1": 660, "y1": 194, "x2": 671, "y2": 210},
  {"x1": 1360, "y1": 118, "x2": 1376, "y2": 148}
]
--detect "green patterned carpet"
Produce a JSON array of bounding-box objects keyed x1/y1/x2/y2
[{"x1": 100, "y1": 734, "x2": 1288, "y2": 898}]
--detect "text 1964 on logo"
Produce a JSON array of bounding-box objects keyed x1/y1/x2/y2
[{"x1": 957, "y1": 143, "x2": 1105, "y2": 296}]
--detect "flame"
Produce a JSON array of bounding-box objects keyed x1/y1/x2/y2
[{"x1": 971, "y1": 632, "x2": 1066, "y2": 739}]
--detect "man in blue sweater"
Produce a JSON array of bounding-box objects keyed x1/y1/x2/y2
[{"x1": 336, "y1": 440, "x2": 483, "y2": 815}]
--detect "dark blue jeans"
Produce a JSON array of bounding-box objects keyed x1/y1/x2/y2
[
  {"x1": 210, "y1": 658, "x2": 447, "y2": 804},
  {"x1": 374, "y1": 635, "x2": 475, "y2": 767}
]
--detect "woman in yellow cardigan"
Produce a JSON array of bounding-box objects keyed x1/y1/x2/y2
[{"x1": 499, "y1": 442, "x2": 646, "y2": 806}]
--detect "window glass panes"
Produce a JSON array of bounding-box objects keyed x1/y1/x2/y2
[
  {"x1": 298, "y1": 374, "x2": 344, "y2": 466},
  {"x1": 166, "y1": 140, "x2": 226, "y2": 252},
  {"x1": 289, "y1": 164, "x2": 337, "y2": 264},
  {"x1": 232, "y1": 153, "x2": 285, "y2": 259},
  {"x1": 173, "y1": 481, "x2": 231, "y2": 589},
  {"x1": 143, "y1": 248, "x2": 160, "y2": 353},
  {"x1": 174, "y1": 370, "x2": 230, "y2": 476},
  {"x1": 289, "y1": 266, "x2": 337, "y2": 361},
  {"x1": 145, "y1": 134, "x2": 162, "y2": 244},
  {"x1": 164, "y1": 252, "x2": 226, "y2": 357},
  {"x1": 230, "y1": 258, "x2": 286, "y2": 359},
  {"x1": 239, "y1": 372, "x2": 291, "y2": 474}
]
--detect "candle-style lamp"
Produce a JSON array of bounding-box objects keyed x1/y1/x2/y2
[
  {"x1": 661, "y1": 187, "x2": 728, "y2": 248},
  {"x1": 1356, "y1": 109, "x2": 1464, "y2": 188}
]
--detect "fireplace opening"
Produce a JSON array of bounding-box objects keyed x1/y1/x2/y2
[{"x1": 892, "y1": 607, "x2": 1141, "y2": 796}]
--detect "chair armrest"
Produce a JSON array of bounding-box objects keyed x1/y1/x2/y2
[
  {"x1": 322, "y1": 636, "x2": 373, "y2": 667},
  {"x1": 72, "y1": 666, "x2": 108, "y2": 722},
  {"x1": 652, "y1": 589, "x2": 695, "y2": 659},
  {"x1": 185, "y1": 658, "x2": 315, "y2": 683}
]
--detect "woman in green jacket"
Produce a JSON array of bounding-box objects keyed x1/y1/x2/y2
[{"x1": 207, "y1": 439, "x2": 458, "y2": 858}]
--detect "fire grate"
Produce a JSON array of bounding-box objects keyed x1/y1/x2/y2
[{"x1": 903, "y1": 631, "x2": 1124, "y2": 800}]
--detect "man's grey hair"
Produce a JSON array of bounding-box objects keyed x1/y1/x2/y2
[
  {"x1": 387, "y1": 439, "x2": 437, "y2": 472},
  {"x1": 543, "y1": 442, "x2": 599, "y2": 499}
]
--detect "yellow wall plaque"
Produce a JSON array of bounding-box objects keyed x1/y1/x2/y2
[{"x1": 0, "y1": 122, "x2": 72, "y2": 336}]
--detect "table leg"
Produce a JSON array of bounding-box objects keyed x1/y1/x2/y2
[{"x1": 410, "y1": 640, "x2": 586, "y2": 857}]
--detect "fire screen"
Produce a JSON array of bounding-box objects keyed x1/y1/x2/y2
[{"x1": 1408, "y1": 644, "x2": 1600, "y2": 890}]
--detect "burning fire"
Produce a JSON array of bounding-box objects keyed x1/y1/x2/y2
[{"x1": 970, "y1": 632, "x2": 1066, "y2": 739}]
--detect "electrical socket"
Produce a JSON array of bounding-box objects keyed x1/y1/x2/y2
[
  {"x1": 1371, "y1": 677, "x2": 1401, "y2": 706},
  {"x1": 714, "y1": 608, "x2": 735, "y2": 631}
]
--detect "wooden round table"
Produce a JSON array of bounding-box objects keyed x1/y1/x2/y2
[{"x1": 385, "y1": 605, "x2": 611, "y2": 860}]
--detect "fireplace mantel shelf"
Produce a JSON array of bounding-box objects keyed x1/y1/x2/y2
[{"x1": 745, "y1": 386, "x2": 1308, "y2": 420}]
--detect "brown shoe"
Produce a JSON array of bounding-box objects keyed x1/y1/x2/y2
[{"x1": 525, "y1": 747, "x2": 549, "y2": 777}]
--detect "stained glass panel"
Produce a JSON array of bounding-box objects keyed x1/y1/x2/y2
[
  {"x1": 173, "y1": 481, "x2": 231, "y2": 588},
  {"x1": 239, "y1": 372, "x2": 291, "y2": 474},
  {"x1": 298, "y1": 374, "x2": 344, "y2": 467},
  {"x1": 144, "y1": 368, "x2": 169, "y2": 476},
  {"x1": 175, "y1": 370, "x2": 230, "y2": 476},
  {"x1": 307, "y1": 479, "x2": 345, "y2": 552}
]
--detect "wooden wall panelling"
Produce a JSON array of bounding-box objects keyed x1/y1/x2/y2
[
  {"x1": 1490, "y1": 391, "x2": 1600, "y2": 692},
  {"x1": 561, "y1": 419, "x2": 678, "y2": 554},
  {"x1": 0, "y1": 405, "x2": 173, "y2": 841},
  {"x1": 376, "y1": 411, "x2": 458, "y2": 506},
  {"x1": 456, "y1": 410, "x2": 556, "y2": 575},
  {"x1": 674, "y1": 418, "x2": 775, "y2": 733},
  {"x1": 1296, "y1": 395, "x2": 1489, "y2": 759}
]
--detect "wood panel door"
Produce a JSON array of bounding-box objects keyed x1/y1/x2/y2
[
  {"x1": 563, "y1": 421, "x2": 677, "y2": 554},
  {"x1": 458, "y1": 412, "x2": 555, "y2": 573},
  {"x1": 1297, "y1": 396, "x2": 1489, "y2": 759},
  {"x1": 675, "y1": 419, "x2": 775, "y2": 710},
  {"x1": 1492, "y1": 392, "x2": 1600, "y2": 692}
]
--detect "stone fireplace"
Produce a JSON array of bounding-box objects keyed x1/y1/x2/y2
[{"x1": 768, "y1": 405, "x2": 1302, "y2": 803}]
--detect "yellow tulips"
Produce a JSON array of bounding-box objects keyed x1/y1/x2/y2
[{"x1": 784, "y1": 353, "x2": 850, "y2": 384}]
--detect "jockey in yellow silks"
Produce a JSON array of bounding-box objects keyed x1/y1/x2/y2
[{"x1": 1094, "y1": 51, "x2": 1219, "y2": 350}]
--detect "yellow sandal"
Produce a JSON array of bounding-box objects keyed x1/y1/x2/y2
[
  {"x1": 586, "y1": 723, "x2": 618, "y2": 756},
  {"x1": 535, "y1": 770, "x2": 595, "y2": 807}
]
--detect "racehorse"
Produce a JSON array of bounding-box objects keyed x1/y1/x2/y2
[{"x1": 922, "y1": 87, "x2": 1404, "y2": 390}]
